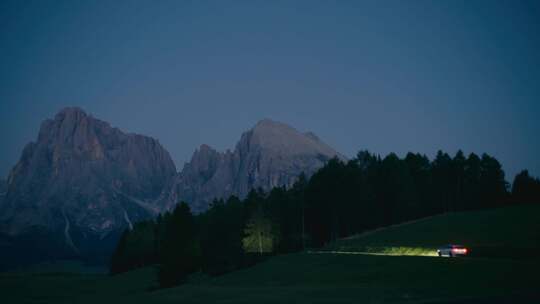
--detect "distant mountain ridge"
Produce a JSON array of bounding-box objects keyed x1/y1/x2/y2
[
  {"x1": 160, "y1": 119, "x2": 344, "y2": 212},
  {"x1": 0, "y1": 108, "x2": 344, "y2": 266}
]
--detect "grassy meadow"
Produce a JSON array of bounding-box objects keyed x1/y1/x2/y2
[{"x1": 2, "y1": 204, "x2": 539, "y2": 304}]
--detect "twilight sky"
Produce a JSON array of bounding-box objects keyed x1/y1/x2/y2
[{"x1": 1, "y1": 0, "x2": 539, "y2": 181}]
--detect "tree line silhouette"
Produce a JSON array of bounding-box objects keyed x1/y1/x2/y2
[{"x1": 110, "y1": 150, "x2": 540, "y2": 287}]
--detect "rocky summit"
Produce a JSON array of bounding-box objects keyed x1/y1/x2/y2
[
  {"x1": 0, "y1": 107, "x2": 176, "y2": 262},
  {"x1": 161, "y1": 119, "x2": 345, "y2": 212}
]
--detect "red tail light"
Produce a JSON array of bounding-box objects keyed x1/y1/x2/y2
[{"x1": 452, "y1": 248, "x2": 468, "y2": 254}]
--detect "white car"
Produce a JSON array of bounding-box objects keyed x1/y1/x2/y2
[{"x1": 437, "y1": 244, "x2": 468, "y2": 257}]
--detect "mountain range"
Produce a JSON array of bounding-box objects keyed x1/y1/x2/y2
[{"x1": 0, "y1": 107, "x2": 343, "y2": 266}]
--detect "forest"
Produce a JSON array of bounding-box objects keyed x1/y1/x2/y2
[{"x1": 110, "y1": 150, "x2": 540, "y2": 287}]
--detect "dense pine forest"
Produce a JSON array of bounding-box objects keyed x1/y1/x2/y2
[{"x1": 110, "y1": 150, "x2": 540, "y2": 287}]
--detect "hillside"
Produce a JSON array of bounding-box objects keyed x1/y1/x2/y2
[
  {"x1": 2, "y1": 204, "x2": 539, "y2": 303},
  {"x1": 329, "y1": 204, "x2": 540, "y2": 257}
]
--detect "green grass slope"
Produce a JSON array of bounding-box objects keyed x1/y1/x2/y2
[
  {"x1": 330, "y1": 204, "x2": 540, "y2": 257},
  {"x1": 2, "y1": 204, "x2": 539, "y2": 304}
]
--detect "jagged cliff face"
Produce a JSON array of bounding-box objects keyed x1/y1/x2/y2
[
  {"x1": 0, "y1": 108, "x2": 176, "y2": 258},
  {"x1": 163, "y1": 119, "x2": 344, "y2": 212}
]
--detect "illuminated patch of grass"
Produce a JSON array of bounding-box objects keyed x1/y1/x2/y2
[
  {"x1": 364, "y1": 246, "x2": 437, "y2": 256},
  {"x1": 325, "y1": 245, "x2": 437, "y2": 256}
]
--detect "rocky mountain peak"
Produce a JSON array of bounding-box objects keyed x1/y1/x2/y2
[
  {"x1": 252, "y1": 118, "x2": 286, "y2": 130},
  {"x1": 1, "y1": 108, "x2": 177, "y2": 260},
  {"x1": 194, "y1": 144, "x2": 218, "y2": 157},
  {"x1": 185, "y1": 144, "x2": 222, "y2": 179},
  {"x1": 37, "y1": 107, "x2": 113, "y2": 155},
  {"x1": 251, "y1": 118, "x2": 296, "y2": 138},
  {"x1": 163, "y1": 119, "x2": 344, "y2": 212},
  {"x1": 240, "y1": 119, "x2": 342, "y2": 159},
  {"x1": 54, "y1": 106, "x2": 88, "y2": 121}
]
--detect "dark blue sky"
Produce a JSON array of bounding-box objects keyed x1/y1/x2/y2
[{"x1": 1, "y1": 0, "x2": 539, "y2": 181}]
